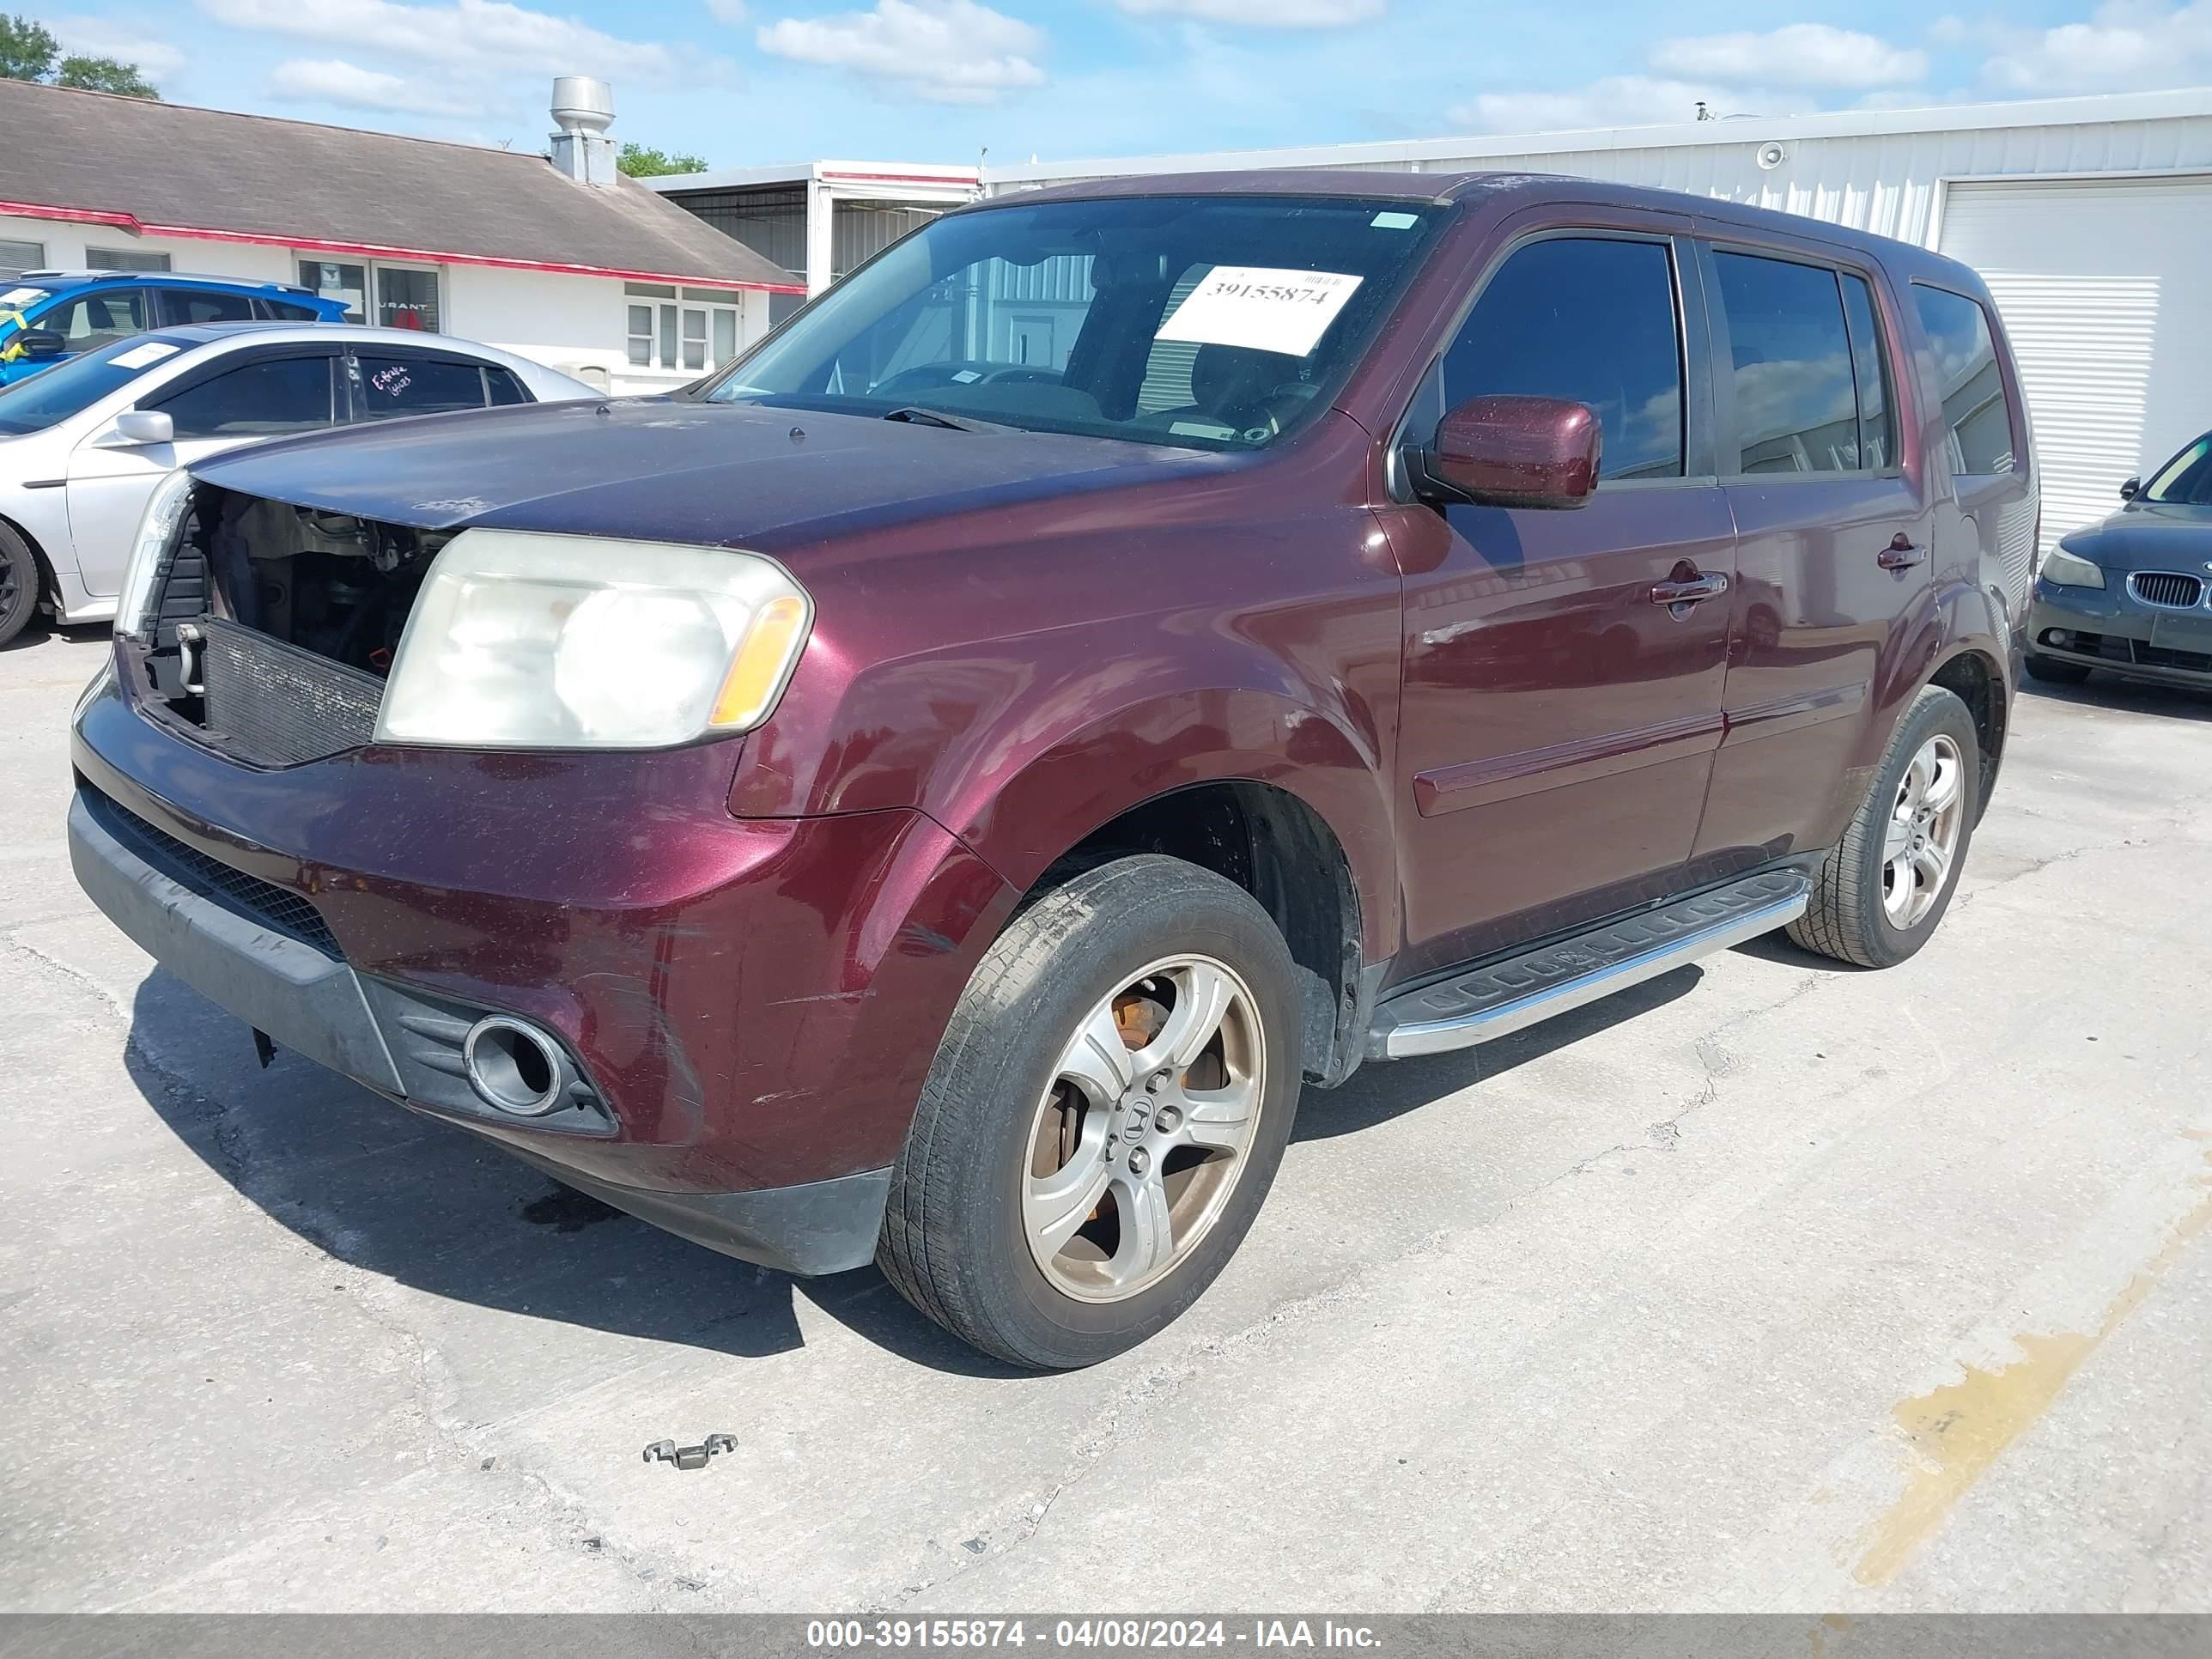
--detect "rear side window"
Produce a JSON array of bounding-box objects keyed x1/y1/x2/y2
[
  {"x1": 1443, "y1": 236, "x2": 1684, "y2": 480},
  {"x1": 1912, "y1": 286, "x2": 2014, "y2": 475},
  {"x1": 485, "y1": 367, "x2": 529, "y2": 405},
  {"x1": 151, "y1": 356, "x2": 337, "y2": 439},
  {"x1": 357, "y1": 356, "x2": 490, "y2": 419},
  {"x1": 1713, "y1": 252, "x2": 1870, "y2": 475},
  {"x1": 160, "y1": 289, "x2": 253, "y2": 325},
  {"x1": 256, "y1": 299, "x2": 327, "y2": 322}
]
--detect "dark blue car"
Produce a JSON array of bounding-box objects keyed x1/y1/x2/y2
[{"x1": 0, "y1": 270, "x2": 349, "y2": 385}]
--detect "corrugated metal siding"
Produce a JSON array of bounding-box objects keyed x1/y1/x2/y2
[
  {"x1": 1938, "y1": 175, "x2": 2212, "y2": 552},
  {"x1": 989, "y1": 114, "x2": 2212, "y2": 248}
]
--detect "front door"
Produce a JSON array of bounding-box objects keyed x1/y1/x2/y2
[
  {"x1": 1691, "y1": 245, "x2": 1936, "y2": 865},
  {"x1": 1376, "y1": 226, "x2": 1737, "y2": 979},
  {"x1": 66, "y1": 349, "x2": 342, "y2": 595}
]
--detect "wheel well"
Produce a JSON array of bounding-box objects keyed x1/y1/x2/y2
[
  {"x1": 1928, "y1": 648, "x2": 2006, "y2": 816},
  {"x1": 0, "y1": 514, "x2": 57, "y2": 609},
  {"x1": 1031, "y1": 781, "x2": 1362, "y2": 1085}
]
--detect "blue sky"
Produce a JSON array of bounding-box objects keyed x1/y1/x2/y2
[{"x1": 40, "y1": 0, "x2": 2212, "y2": 170}]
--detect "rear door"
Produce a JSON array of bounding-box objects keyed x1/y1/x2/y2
[
  {"x1": 1691, "y1": 240, "x2": 1936, "y2": 866},
  {"x1": 1376, "y1": 217, "x2": 1738, "y2": 976},
  {"x1": 64, "y1": 348, "x2": 342, "y2": 595}
]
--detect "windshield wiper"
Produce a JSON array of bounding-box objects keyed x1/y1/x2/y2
[{"x1": 882, "y1": 404, "x2": 1016, "y2": 434}]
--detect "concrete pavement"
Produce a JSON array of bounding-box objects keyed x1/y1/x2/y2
[{"x1": 3, "y1": 622, "x2": 2208, "y2": 1613}]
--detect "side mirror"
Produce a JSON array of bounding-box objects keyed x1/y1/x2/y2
[
  {"x1": 1424, "y1": 394, "x2": 1601, "y2": 509},
  {"x1": 2119, "y1": 476, "x2": 2141, "y2": 501},
  {"x1": 111, "y1": 410, "x2": 175, "y2": 446},
  {"x1": 14, "y1": 328, "x2": 65, "y2": 360}
]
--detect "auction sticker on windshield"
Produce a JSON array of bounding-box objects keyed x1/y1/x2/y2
[{"x1": 1156, "y1": 267, "x2": 1363, "y2": 358}]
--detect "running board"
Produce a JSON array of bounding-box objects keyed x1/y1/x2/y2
[{"x1": 1368, "y1": 869, "x2": 1810, "y2": 1060}]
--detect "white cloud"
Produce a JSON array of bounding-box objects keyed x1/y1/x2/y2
[
  {"x1": 704, "y1": 0, "x2": 746, "y2": 19},
  {"x1": 756, "y1": 0, "x2": 1044, "y2": 104},
  {"x1": 1113, "y1": 0, "x2": 1383, "y2": 26},
  {"x1": 1451, "y1": 74, "x2": 1795, "y2": 133},
  {"x1": 1979, "y1": 0, "x2": 2212, "y2": 92},
  {"x1": 197, "y1": 0, "x2": 681, "y2": 82},
  {"x1": 51, "y1": 14, "x2": 185, "y2": 79},
  {"x1": 269, "y1": 56, "x2": 471, "y2": 113},
  {"x1": 1650, "y1": 23, "x2": 1926, "y2": 89}
]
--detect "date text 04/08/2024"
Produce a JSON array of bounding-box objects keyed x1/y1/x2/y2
[{"x1": 805, "y1": 1620, "x2": 1383, "y2": 1650}]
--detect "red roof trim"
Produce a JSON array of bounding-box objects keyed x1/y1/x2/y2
[{"x1": 0, "y1": 198, "x2": 808, "y2": 294}]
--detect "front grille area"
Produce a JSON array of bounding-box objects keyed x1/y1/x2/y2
[
  {"x1": 82, "y1": 787, "x2": 341, "y2": 958},
  {"x1": 2042, "y1": 629, "x2": 2212, "y2": 678},
  {"x1": 2130, "y1": 571, "x2": 2205, "y2": 610},
  {"x1": 199, "y1": 617, "x2": 382, "y2": 768}
]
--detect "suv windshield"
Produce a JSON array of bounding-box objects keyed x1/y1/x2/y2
[
  {"x1": 2143, "y1": 434, "x2": 2212, "y2": 506},
  {"x1": 0, "y1": 333, "x2": 192, "y2": 434},
  {"x1": 702, "y1": 194, "x2": 1447, "y2": 450},
  {"x1": 0, "y1": 283, "x2": 57, "y2": 326}
]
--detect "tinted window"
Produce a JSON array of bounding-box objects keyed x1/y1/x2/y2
[
  {"x1": 1840, "y1": 275, "x2": 1893, "y2": 471},
  {"x1": 1714, "y1": 253, "x2": 1863, "y2": 475},
  {"x1": 0, "y1": 333, "x2": 191, "y2": 434},
  {"x1": 37, "y1": 289, "x2": 149, "y2": 349},
  {"x1": 161, "y1": 289, "x2": 255, "y2": 325},
  {"x1": 1443, "y1": 237, "x2": 1683, "y2": 480},
  {"x1": 2145, "y1": 436, "x2": 2212, "y2": 506},
  {"x1": 485, "y1": 368, "x2": 528, "y2": 405},
  {"x1": 257, "y1": 299, "x2": 326, "y2": 322},
  {"x1": 1912, "y1": 286, "x2": 2013, "y2": 475},
  {"x1": 357, "y1": 356, "x2": 488, "y2": 419},
  {"x1": 152, "y1": 355, "x2": 336, "y2": 439}
]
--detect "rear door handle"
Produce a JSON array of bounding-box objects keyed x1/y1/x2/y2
[
  {"x1": 1650, "y1": 573, "x2": 1729, "y2": 605},
  {"x1": 1878, "y1": 532, "x2": 1926, "y2": 570}
]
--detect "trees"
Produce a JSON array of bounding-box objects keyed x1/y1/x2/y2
[
  {"x1": 0, "y1": 13, "x2": 161, "y2": 98},
  {"x1": 617, "y1": 143, "x2": 708, "y2": 179}
]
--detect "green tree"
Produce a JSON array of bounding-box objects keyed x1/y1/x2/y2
[
  {"x1": 0, "y1": 13, "x2": 159, "y2": 97},
  {"x1": 617, "y1": 142, "x2": 707, "y2": 178}
]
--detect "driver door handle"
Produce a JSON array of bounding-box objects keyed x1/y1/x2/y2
[
  {"x1": 1650, "y1": 572, "x2": 1729, "y2": 606},
  {"x1": 1878, "y1": 532, "x2": 1926, "y2": 570}
]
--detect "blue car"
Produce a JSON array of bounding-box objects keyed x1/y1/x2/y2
[{"x1": 0, "y1": 270, "x2": 350, "y2": 385}]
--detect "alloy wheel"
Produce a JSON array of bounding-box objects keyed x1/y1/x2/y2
[
  {"x1": 1021, "y1": 955, "x2": 1267, "y2": 1303},
  {"x1": 1882, "y1": 732, "x2": 1966, "y2": 929}
]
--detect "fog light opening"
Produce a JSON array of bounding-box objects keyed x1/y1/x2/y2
[{"x1": 463, "y1": 1016, "x2": 567, "y2": 1116}]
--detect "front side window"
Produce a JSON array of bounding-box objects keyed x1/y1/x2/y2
[
  {"x1": 1714, "y1": 252, "x2": 1863, "y2": 475},
  {"x1": 2144, "y1": 435, "x2": 2212, "y2": 506},
  {"x1": 151, "y1": 356, "x2": 336, "y2": 439},
  {"x1": 356, "y1": 355, "x2": 489, "y2": 418},
  {"x1": 1442, "y1": 235, "x2": 1685, "y2": 480},
  {"x1": 702, "y1": 194, "x2": 1446, "y2": 451},
  {"x1": 36, "y1": 289, "x2": 149, "y2": 349},
  {"x1": 1912, "y1": 285, "x2": 2013, "y2": 475}
]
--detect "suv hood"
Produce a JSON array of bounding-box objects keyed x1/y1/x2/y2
[
  {"x1": 188, "y1": 396, "x2": 1226, "y2": 555},
  {"x1": 2063, "y1": 501, "x2": 2212, "y2": 571}
]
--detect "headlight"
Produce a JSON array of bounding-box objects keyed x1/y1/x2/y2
[
  {"x1": 2041, "y1": 545, "x2": 2106, "y2": 589},
  {"x1": 374, "y1": 530, "x2": 812, "y2": 750},
  {"x1": 113, "y1": 469, "x2": 196, "y2": 638}
]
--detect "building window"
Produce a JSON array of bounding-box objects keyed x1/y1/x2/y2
[
  {"x1": 87, "y1": 246, "x2": 172, "y2": 271},
  {"x1": 297, "y1": 258, "x2": 441, "y2": 331},
  {"x1": 623, "y1": 281, "x2": 743, "y2": 374},
  {"x1": 0, "y1": 238, "x2": 45, "y2": 279}
]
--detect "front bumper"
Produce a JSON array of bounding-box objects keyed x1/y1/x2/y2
[
  {"x1": 2029, "y1": 579, "x2": 2212, "y2": 686},
  {"x1": 69, "y1": 660, "x2": 1017, "y2": 1274}
]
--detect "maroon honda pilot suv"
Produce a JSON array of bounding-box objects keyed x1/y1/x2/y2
[{"x1": 70, "y1": 173, "x2": 2035, "y2": 1368}]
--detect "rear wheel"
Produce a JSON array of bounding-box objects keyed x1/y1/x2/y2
[
  {"x1": 0, "y1": 525, "x2": 40, "y2": 649},
  {"x1": 877, "y1": 855, "x2": 1302, "y2": 1370},
  {"x1": 2024, "y1": 653, "x2": 2091, "y2": 685},
  {"x1": 1789, "y1": 684, "x2": 1978, "y2": 969}
]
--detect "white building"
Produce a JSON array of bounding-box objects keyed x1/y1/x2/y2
[
  {"x1": 976, "y1": 88, "x2": 2212, "y2": 552},
  {"x1": 0, "y1": 76, "x2": 801, "y2": 396}
]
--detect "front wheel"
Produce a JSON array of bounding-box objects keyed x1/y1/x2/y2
[
  {"x1": 877, "y1": 855, "x2": 1304, "y2": 1369},
  {"x1": 0, "y1": 525, "x2": 39, "y2": 649}
]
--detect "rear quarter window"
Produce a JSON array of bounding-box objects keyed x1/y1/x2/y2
[{"x1": 1912, "y1": 285, "x2": 2015, "y2": 475}]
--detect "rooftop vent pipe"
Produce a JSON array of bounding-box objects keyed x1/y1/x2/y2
[{"x1": 550, "y1": 76, "x2": 618, "y2": 186}]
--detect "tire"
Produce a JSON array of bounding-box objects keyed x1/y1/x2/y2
[
  {"x1": 0, "y1": 524, "x2": 40, "y2": 650},
  {"x1": 877, "y1": 854, "x2": 1304, "y2": 1370},
  {"x1": 1788, "y1": 684, "x2": 1979, "y2": 969},
  {"x1": 2024, "y1": 653, "x2": 2091, "y2": 685}
]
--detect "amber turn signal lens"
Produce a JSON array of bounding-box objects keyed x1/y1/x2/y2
[{"x1": 711, "y1": 593, "x2": 810, "y2": 729}]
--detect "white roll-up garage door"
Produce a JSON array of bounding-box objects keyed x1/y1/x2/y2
[{"x1": 1938, "y1": 174, "x2": 2212, "y2": 555}]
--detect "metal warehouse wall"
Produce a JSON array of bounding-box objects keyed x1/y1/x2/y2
[{"x1": 982, "y1": 98, "x2": 2212, "y2": 249}]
